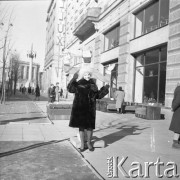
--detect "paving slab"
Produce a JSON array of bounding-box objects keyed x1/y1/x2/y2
[{"x1": 0, "y1": 141, "x2": 101, "y2": 180}]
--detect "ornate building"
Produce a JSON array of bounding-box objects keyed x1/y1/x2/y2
[
  {"x1": 44, "y1": 0, "x2": 180, "y2": 107},
  {"x1": 17, "y1": 61, "x2": 40, "y2": 89}
]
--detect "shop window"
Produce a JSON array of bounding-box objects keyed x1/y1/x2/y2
[
  {"x1": 104, "y1": 24, "x2": 120, "y2": 51},
  {"x1": 134, "y1": 0, "x2": 169, "y2": 38},
  {"x1": 134, "y1": 46, "x2": 167, "y2": 105}
]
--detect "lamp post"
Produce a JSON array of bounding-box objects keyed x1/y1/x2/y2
[{"x1": 27, "y1": 44, "x2": 36, "y2": 87}]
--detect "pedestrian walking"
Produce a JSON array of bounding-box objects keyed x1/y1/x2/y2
[
  {"x1": 60, "y1": 88, "x2": 63, "y2": 98},
  {"x1": 48, "y1": 84, "x2": 56, "y2": 103},
  {"x1": 28, "y1": 85, "x2": 32, "y2": 94},
  {"x1": 34, "y1": 84, "x2": 40, "y2": 101},
  {"x1": 55, "y1": 82, "x2": 60, "y2": 102},
  {"x1": 115, "y1": 86, "x2": 125, "y2": 114},
  {"x1": 169, "y1": 82, "x2": 180, "y2": 149},
  {"x1": 67, "y1": 67, "x2": 109, "y2": 152}
]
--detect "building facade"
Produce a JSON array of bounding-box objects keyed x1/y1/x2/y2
[
  {"x1": 44, "y1": 0, "x2": 180, "y2": 107},
  {"x1": 17, "y1": 61, "x2": 40, "y2": 89},
  {"x1": 43, "y1": 0, "x2": 67, "y2": 93}
]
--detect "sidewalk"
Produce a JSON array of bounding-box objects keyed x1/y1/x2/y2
[{"x1": 0, "y1": 92, "x2": 179, "y2": 180}]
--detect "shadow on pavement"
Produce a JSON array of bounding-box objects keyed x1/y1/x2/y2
[
  {"x1": 93, "y1": 125, "x2": 149, "y2": 147},
  {"x1": 0, "y1": 140, "x2": 69, "y2": 158},
  {"x1": 0, "y1": 116, "x2": 47, "y2": 125}
]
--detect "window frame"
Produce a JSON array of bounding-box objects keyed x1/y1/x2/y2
[
  {"x1": 103, "y1": 23, "x2": 120, "y2": 52},
  {"x1": 133, "y1": 0, "x2": 169, "y2": 39},
  {"x1": 133, "y1": 45, "x2": 167, "y2": 105}
]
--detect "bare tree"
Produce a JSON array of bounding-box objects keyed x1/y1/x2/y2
[
  {"x1": 9, "y1": 51, "x2": 20, "y2": 95},
  {"x1": 0, "y1": 20, "x2": 13, "y2": 104}
]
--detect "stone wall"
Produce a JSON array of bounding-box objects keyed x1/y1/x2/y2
[{"x1": 166, "y1": 0, "x2": 180, "y2": 107}]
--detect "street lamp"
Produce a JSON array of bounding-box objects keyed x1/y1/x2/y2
[{"x1": 27, "y1": 44, "x2": 36, "y2": 86}]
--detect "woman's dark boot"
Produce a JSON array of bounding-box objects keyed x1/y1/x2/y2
[{"x1": 87, "y1": 130, "x2": 94, "y2": 151}]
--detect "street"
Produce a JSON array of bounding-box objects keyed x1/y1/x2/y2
[{"x1": 0, "y1": 93, "x2": 101, "y2": 180}]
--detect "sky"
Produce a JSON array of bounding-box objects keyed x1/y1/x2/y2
[{"x1": 0, "y1": 0, "x2": 50, "y2": 71}]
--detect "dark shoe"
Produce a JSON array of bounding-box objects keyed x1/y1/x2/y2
[
  {"x1": 78, "y1": 148, "x2": 86, "y2": 152},
  {"x1": 84, "y1": 142, "x2": 88, "y2": 149},
  {"x1": 87, "y1": 142, "x2": 94, "y2": 152},
  {"x1": 172, "y1": 140, "x2": 180, "y2": 149}
]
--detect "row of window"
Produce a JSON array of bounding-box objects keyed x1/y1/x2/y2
[{"x1": 103, "y1": 0, "x2": 169, "y2": 51}]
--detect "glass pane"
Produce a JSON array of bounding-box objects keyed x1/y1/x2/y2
[
  {"x1": 135, "y1": 66, "x2": 144, "y2": 103},
  {"x1": 159, "y1": 62, "x2": 166, "y2": 105},
  {"x1": 144, "y1": 76, "x2": 158, "y2": 102},
  {"x1": 104, "y1": 36, "x2": 109, "y2": 51},
  {"x1": 145, "y1": 64, "x2": 158, "y2": 77},
  {"x1": 136, "y1": 54, "x2": 144, "y2": 67},
  {"x1": 135, "y1": 11, "x2": 144, "y2": 37},
  {"x1": 144, "y1": 2, "x2": 159, "y2": 34},
  {"x1": 145, "y1": 49, "x2": 159, "y2": 65},
  {"x1": 104, "y1": 26, "x2": 119, "y2": 51},
  {"x1": 160, "y1": 46, "x2": 167, "y2": 62},
  {"x1": 111, "y1": 64, "x2": 118, "y2": 98},
  {"x1": 159, "y1": 0, "x2": 169, "y2": 27}
]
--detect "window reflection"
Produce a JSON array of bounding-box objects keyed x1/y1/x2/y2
[
  {"x1": 134, "y1": 0, "x2": 169, "y2": 38},
  {"x1": 104, "y1": 25, "x2": 119, "y2": 51},
  {"x1": 144, "y1": 1, "x2": 159, "y2": 34},
  {"x1": 135, "y1": 11, "x2": 144, "y2": 37},
  {"x1": 134, "y1": 46, "x2": 167, "y2": 104},
  {"x1": 145, "y1": 49, "x2": 159, "y2": 65},
  {"x1": 104, "y1": 63, "x2": 118, "y2": 98},
  {"x1": 159, "y1": 0, "x2": 169, "y2": 27}
]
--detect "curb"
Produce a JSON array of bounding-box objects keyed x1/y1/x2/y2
[{"x1": 68, "y1": 140, "x2": 105, "y2": 180}]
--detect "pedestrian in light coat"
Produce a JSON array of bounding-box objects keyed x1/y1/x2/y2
[
  {"x1": 169, "y1": 82, "x2": 180, "y2": 149},
  {"x1": 115, "y1": 86, "x2": 125, "y2": 113},
  {"x1": 67, "y1": 67, "x2": 109, "y2": 152}
]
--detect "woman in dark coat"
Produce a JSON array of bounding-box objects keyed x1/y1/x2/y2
[
  {"x1": 169, "y1": 82, "x2": 180, "y2": 149},
  {"x1": 67, "y1": 69, "x2": 109, "y2": 152}
]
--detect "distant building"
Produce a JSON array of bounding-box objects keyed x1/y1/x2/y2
[
  {"x1": 44, "y1": 0, "x2": 179, "y2": 107},
  {"x1": 43, "y1": 0, "x2": 66, "y2": 93},
  {"x1": 16, "y1": 61, "x2": 40, "y2": 89}
]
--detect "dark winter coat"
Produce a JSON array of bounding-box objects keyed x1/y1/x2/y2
[
  {"x1": 67, "y1": 78, "x2": 109, "y2": 129},
  {"x1": 48, "y1": 86, "x2": 56, "y2": 102},
  {"x1": 169, "y1": 86, "x2": 180, "y2": 133},
  {"x1": 35, "y1": 86, "x2": 40, "y2": 97}
]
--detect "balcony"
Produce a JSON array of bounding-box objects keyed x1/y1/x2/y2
[{"x1": 73, "y1": 7, "x2": 101, "y2": 41}]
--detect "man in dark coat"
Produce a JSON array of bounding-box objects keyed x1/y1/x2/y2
[
  {"x1": 169, "y1": 82, "x2": 180, "y2": 149},
  {"x1": 67, "y1": 69, "x2": 109, "y2": 152},
  {"x1": 35, "y1": 84, "x2": 40, "y2": 101}
]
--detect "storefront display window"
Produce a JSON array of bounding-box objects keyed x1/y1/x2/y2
[{"x1": 134, "y1": 46, "x2": 167, "y2": 105}]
